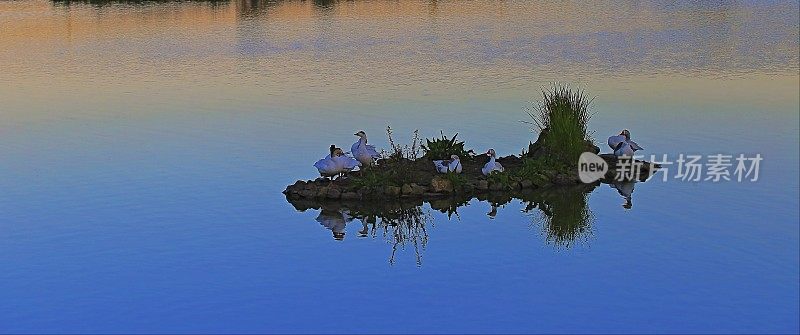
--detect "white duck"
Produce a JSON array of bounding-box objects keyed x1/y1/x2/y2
[
  {"x1": 332, "y1": 147, "x2": 360, "y2": 173},
  {"x1": 314, "y1": 145, "x2": 340, "y2": 179},
  {"x1": 351, "y1": 130, "x2": 381, "y2": 166},
  {"x1": 608, "y1": 129, "x2": 643, "y2": 154},
  {"x1": 481, "y1": 148, "x2": 505, "y2": 176},
  {"x1": 314, "y1": 145, "x2": 358, "y2": 179},
  {"x1": 433, "y1": 154, "x2": 462, "y2": 174},
  {"x1": 614, "y1": 141, "x2": 637, "y2": 157}
]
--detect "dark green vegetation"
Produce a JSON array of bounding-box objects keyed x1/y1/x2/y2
[
  {"x1": 421, "y1": 132, "x2": 474, "y2": 160},
  {"x1": 286, "y1": 87, "x2": 657, "y2": 201}
]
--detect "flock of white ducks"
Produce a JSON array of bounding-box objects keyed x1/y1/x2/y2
[
  {"x1": 314, "y1": 129, "x2": 644, "y2": 179},
  {"x1": 314, "y1": 131, "x2": 379, "y2": 179}
]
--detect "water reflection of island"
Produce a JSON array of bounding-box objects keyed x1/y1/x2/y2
[
  {"x1": 288, "y1": 183, "x2": 611, "y2": 264},
  {"x1": 292, "y1": 198, "x2": 431, "y2": 265}
]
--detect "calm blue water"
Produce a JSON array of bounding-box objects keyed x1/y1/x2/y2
[{"x1": 1, "y1": 0, "x2": 798, "y2": 333}]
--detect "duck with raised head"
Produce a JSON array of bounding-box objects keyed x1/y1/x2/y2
[
  {"x1": 351, "y1": 130, "x2": 381, "y2": 166},
  {"x1": 433, "y1": 154, "x2": 462, "y2": 174},
  {"x1": 481, "y1": 148, "x2": 505, "y2": 176}
]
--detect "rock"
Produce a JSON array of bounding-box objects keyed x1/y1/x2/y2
[
  {"x1": 553, "y1": 174, "x2": 575, "y2": 185},
  {"x1": 463, "y1": 182, "x2": 476, "y2": 192},
  {"x1": 402, "y1": 183, "x2": 425, "y2": 196},
  {"x1": 489, "y1": 181, "x2": 504, "y2": 191},
  {"x1": 385, "y1": 186, "x2": 401, "y2": 196},
  {"x1": 430, "y1": 177, "x2": 454, "y2": 193},
  {"x1": 531, "y1": 173, "x2": 551, "y2": 187},
  {"x1": 520, "y1": 179, "x2": 533, "y2": 189},
  {"x1": 284, "y1": 179, "x2": 310, "y2": 195},
  {"x1": 325, "y1": 188, "x2": 341, "y2": 199},
  {"x1": 414, "y1": 172, "x2": 435, "y2": 186},
  {"x1": 357, "y1": 188, "x2": 371, "y2": 198},
  {"x1": 498, "y1": 155, "x2": 522, "y2": 167},
  {"x1": 476, "y1": 180, "x2": 489, "y2": 190},
  {"x1": 341, "y1": 192, "x2": 359, "y2": 200},
  {"x1": 299, "y1": 189, "x2": 315, "y2": 198}
]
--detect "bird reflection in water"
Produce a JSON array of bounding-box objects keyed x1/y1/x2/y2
[
  {"x1": 315, "y1": 207, "x2": 352, "y2": 240},
  {"x1": 610, "y1": 181, "x2": 636, "y2": 209},
  {"x1": 487, "y1": 204, "x2": 498, "y2": 219}
]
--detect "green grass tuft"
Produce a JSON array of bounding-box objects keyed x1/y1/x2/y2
[{"x1": 526, "y1": 84, "x2": 594, "y2": 165}]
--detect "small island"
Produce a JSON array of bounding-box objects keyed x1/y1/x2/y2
[{"x1": 284, "y1": 86, "x2": 660, "y2": 201}]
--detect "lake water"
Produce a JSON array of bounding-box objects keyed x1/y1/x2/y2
[{"x1": 1, "y1": 0, "x2": 798, "y2": 333}]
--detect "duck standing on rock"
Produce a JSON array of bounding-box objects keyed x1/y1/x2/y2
[
  {"x1": 614, "y1": 141, "x2": 637, "y2": 157},
  {"x1": 481, "y1": 148, "x2": 505, "y2": 176},
  {"x1": 351, "y1": 130, "x2": 381, "y2": 167},
  {"x1": 608, "y1": 129, "x2": 643, "y2": 156},
  {"x1": 314, "y1": 145, "x2": 359, "y2": 180},
  {"x1": 314, "y1": 145, "x2": 340, "y2": 179},
  {"x1": 433, "y1": 154, "x2": 462, "y2": 174},
  {"x1": 332, "y1": 146, "x2": 360, "y2": 172}
]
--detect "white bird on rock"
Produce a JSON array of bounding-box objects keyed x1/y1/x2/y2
[
  {"x1": 351, "y1": 130, "x2": 381, "y2": 166},
  {"x1": 481, "y1": 148, "x2": 505, "y2": 176},
  {"x1": 332, "y1": 148, "x2": 360, "y2": 172},
  {"x1": 314, "y1": 145, "x2": 359, "y2": 179},
  {"x1": 433, "y1": 154, "x2": 462, "y2": 174},
  {"x1": 613, "y1": 141, "x2": 636, "y2": 157},
  {"x1": 608, "y1": 129, "x2": 643, "y2": 156}
]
